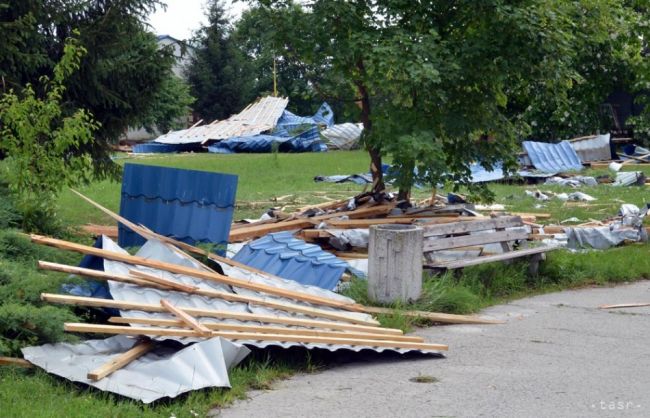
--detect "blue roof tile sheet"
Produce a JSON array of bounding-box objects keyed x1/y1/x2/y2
[
  {"x1": 232, "y1": 232, "x2": 349, "y2": 290},
  {"x1": 118, "y1": 164, "x2": 237, "y2": 251}
]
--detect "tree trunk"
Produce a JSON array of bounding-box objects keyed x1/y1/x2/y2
[{"x1": 355, "y1": 61, "x2": 384, "y2": 194}]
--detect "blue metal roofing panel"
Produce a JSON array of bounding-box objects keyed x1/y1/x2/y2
[
  {"x1": 232, "y1": 232, "x2": 348, "y2": 290},
  {"x1": 207, "y1": 126, "x2": 326, "y2": 154},
  {"x1": 522, "y1": 140, "x2": 583, "y2": 173},
  {"x1": 132, "y1": 143, "x2": 201, "y2": 154},
  {"x1": 469, "y1": 162, "x2": 505, "y2": 183},
  {"x1": 118, "y1": 164, "x2": 237, "y2": 251}
]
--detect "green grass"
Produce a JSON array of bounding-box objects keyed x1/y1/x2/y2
[{"x1": 58, "y1": 151, "x2": 371, "y2": 224}]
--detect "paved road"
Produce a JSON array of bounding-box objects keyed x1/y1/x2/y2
[{"x1": 217, "y1": 281, "x2": 650, "y2": 418}]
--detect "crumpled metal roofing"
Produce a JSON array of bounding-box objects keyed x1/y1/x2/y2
[
  {"x1": 99, "y1": 236, "x2": 440, "y2": 355},
  {"x1": 612, "y1": 171, "x2": 645, "y2": 187},
  {"x1": 321, "y1": 123, "x2": 363, "y2": 150},
  {"x1": 569, "y1": 133, "x2": 612, "y2": 162},
  {"x1": 207, "y1": 126, "x2": 325, "y2": 154},
  {"x1": 232, "y1": 232, "x2": 349, "y2": 290},
  {"x1": 22, "y1": 335, "x2": 249, "y2": 403},
  {"x1": 469, "y1": 162, "x2": 505, "y2": 183},
  {"x1": 118, "y1": 164, "x2": 237, "y2": 251},
  {"x1": 154, "y1": 96, "x2": 289, "y2": 145},
  {"x1": 522, "y1": 140, "x2": 584, "y2": 173}
]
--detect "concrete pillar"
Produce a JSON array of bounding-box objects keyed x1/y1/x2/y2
[{"x1": 368, "y1": 224, "x2": 423, "y2": 304}]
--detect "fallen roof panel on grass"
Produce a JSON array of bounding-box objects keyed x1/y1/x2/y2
[
  {"x1": 522, "y1": 140, "x2": 583, "y2": 173},
  {"x1": 22, "y1": 335, "x2": 249, "y2": 404},
  {"x1": 154, "y1": 96, "x2": 289, "y2": 145}
]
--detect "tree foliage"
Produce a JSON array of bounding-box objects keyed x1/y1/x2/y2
[
  {"x1": 139, "y1": 74, "x2": 195, "y2": 134},
  {"x1": 0, "y1": 36, "x2": 99, "y2": 231},
  {"x1": 187, "y1": 1, "x2": 256, "y2": 121},
  {"x1": 0, "y1": 0, "x2": 176, "y2": 179}
]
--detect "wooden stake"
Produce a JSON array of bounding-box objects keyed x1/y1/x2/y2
[
  {"x1": 160, "y1": 299, "x2": 212, "y2": 336},
  {"x1": 362, "y1": 306, "x2": 506, "y2": 325},
  {"x1": 87, "y1": 340, "x2": 154, "y2": 381},
  {"x1": 64, "y1": 323, "x2": 448, "y2": 351},
  {"x1": 108, "y1": 317, "x2": 424, "y2": 343},
  {"x1": 41, "y1": 293, "x2": 403, "y2": 336},
  {"x1": 0, "y1": 357, "x2": 33, "y2": 368},
  {"x1": 599, "y1": 302, "x2": 650, "y2": 310}
]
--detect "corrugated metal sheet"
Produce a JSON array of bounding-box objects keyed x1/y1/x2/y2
[
  {"x1": 613, "y1": 171, "x2": 645, "y2": 186},
  {"x1": 154, "y1": 96, "x2": 289, "y2": 145},
  {"x1": 469, "y1": 162, "x2": 505, "y2": 183},
  {"x1": 522, "y1": 140, "x2": 583, "y2": 173},
  {"x1": 100, "y1": 237, "x2": 438, "y2": 354},
  {"x1": 22, "y1": 336, "x2": 250, "y2": 403},
  {"x1": 570, "y1": 134, "x2": 612, "y2": 162},
  {"x1": 322, "y1": 123, "x2": 363, "y2": 150},
  {"x1": 118, "y1": 164, "x2": 237, "y2": 250},
  {"x1": 207, "y1": 126, "x2": 325, "y2": 154},
  {"x1": 232, "y1": 232, "x2": 348, "y2": 290}
]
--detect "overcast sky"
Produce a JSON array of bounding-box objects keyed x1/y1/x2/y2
[{"x1": 147, "y1": 0, "x2": 248, "y2": 40}]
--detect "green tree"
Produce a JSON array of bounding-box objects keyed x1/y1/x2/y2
[
  {"x1": 253, "y1": 0, "x2": 649, "y2": 200},
  {"x1": 0, "y1": 0, "x2": 176, "y2": 179},
  {"x1": 0, "y1": 36, "x2": 99, "y2": 231},
  {"x1": 139, "y1": 73, "x2": 195, "y2": 134},
  {"x1": 187, "y1": 0, "x2": 255, "y2": 121}
]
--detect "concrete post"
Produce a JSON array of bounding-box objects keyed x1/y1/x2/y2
[{"x1": 368, "y1": 224, "x2": 423, "y2": 304}]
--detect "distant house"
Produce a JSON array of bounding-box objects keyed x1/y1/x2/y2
[{"x1": 122, "y1": 35, "x2": 195, "y2": 142}]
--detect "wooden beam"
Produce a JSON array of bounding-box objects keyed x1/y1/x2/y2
[
  {"x1": 599, "y1": 302, "x2": 650, "y2": 310},
  {"x1": 160, "y1": 299, "x2": 212, "y2": 336},
  {"x1": 87, "y1": 340, "x2": 154, "y2": 381},
  {"x1": 325, "y1": 218, "x2": 416, "y2": 228},
  {"x1": 79, "y1": 224, "x2": 118, "y2": 239},
  {"x1": 64, "y1": 323, "x2": 449, "y2": 351},
  {"x1": 30, "y1": 234, "x2": 366, "y2": 313},
  {"x1": 228, "y1": 204, "x2": 396, "y2": 242},
  {"x1": 423, "y1": 230, "x2": 529, "y2": 252},
  {"x1": 38, "y1": 261, "x2": 375, "y2": 325},
  {"x1": 108, "y1": 317, "x2": 424, "y2": 342},
  {"x1": 40, "y1": 293, "x2": 403, "y2": 336},
  {"x1": 423, "y1": 216, "x2": 522, "y2": 238},
  {"x1": 0, "y1": 357, "x2": 33, "y2": 368},
  {"x1": 428, "y1": 245, "x2": 557, "y2": 270}
]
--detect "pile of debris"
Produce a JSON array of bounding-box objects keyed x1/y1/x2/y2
[{"x1": 132, "y1": 96, "x2": 363, "y2": 154}]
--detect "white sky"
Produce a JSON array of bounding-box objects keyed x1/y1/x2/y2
[{"x1": 147, "y1": 0, "x2": 248, "y2": 40}]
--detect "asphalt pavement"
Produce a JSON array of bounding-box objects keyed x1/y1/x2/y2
[{"x1": 216, "y1": 281, "x2": 650, "y2": 418}]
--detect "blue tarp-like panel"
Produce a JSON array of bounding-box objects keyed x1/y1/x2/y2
[
  {"x1": 208, "y1": 126, "x2": 326, "y2": 154},
  {"x1": 118, "y1": 164, "x2": 237, "y2": 251},
  {"x1": 469, "y1": 162, "x2": 505, "y2": 183},
  {"x1": 232, "y1": 232, "x2": 348, "y2": 290},
  {"x1": 522, "y1": 140, "x2": 583, "y2": 173},
  {"x1": 132, "y1": 143, "x2": 202, "y2": 154}
]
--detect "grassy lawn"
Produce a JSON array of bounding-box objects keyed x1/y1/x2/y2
[{"x1": 2, "y1": 150, "x2": 648, "y2": 416}]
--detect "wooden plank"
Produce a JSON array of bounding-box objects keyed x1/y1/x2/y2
[
  {"x1": 423, "y1": 230, "x2": 529, "y2": 252},
  {"x1": 40, "y1": 293, "x2": 403, "y2": 336},
  {"x1": 423, "y1": 216, "x2": 522, "y2": 237},
  {"x1": 64, "y1": 323, "x2": 449, "y2": 351},
  {"x1": 30, "y1": 234, "x2": 367, "y2": 314},
  {"x1": 325, "y1": 218, "x2": 416, "y2": 228},
  {"x1": 87, "y1": 340, "x2": 154, "y2": 381},
  {"x1": 0, "y1": 357, "x2": 33, "y2": 368},
  {"x1": 298, "y1": 229, "x2": 335, "y2": 238},
  {"x1": 510, "y1": 212, "x2": 551, "y2": 219},
  {"x1": 80, "y1": 224, "x2": 118, "y2": 239},
  {"x1": 160, "y1": 299, "x2": 212, "y2": 336},
  {"x1": 599, "y1": 302, "x2": 650, "y2": 310},
  {"x1": 361, "y1": 307, "x2": 505, "y2": 325},
  {"x1": 108, "y1": 317, "x2": 424, "y2": 342},
  {"x1": 428, "y1": 246, "x2": 557, "y2": 269},
  {"x1": 228, "y1": 204, "x2": 396, "y2": 242},
  {"x1": 38, "y1": 262, "x2": 375, "y2": 325}
]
